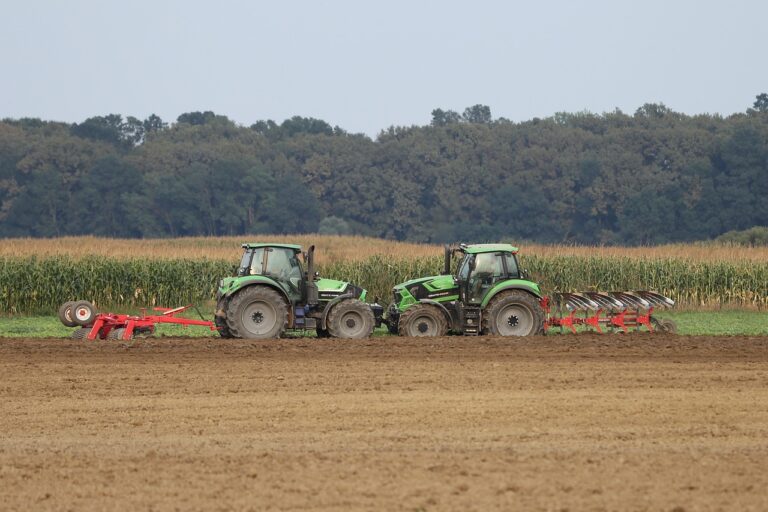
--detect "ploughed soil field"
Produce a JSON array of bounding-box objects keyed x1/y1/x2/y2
[{"x1": 2, "y1": 335, "x2": 768, "y2": 511}]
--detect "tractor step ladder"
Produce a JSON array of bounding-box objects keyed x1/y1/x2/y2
[{"x1": 462, "y1": 306, "x2": 482, "y2": 335}]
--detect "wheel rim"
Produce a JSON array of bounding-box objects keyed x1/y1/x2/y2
[
  {"x1": 241, "y1": 300, "x2": 278, "y2": 336},
  {"x1": 74, "y1": 307, "x2": 91, "y2": 322},
  {"x1": 495, "y1": 303, "x2": 533, "y2": 336},
  {"x1": 338, "y1": 310, "x2": 366, "y2": 338},
  {"x1": 409, "y1": 314, "x2": 437, "y2": 336}
]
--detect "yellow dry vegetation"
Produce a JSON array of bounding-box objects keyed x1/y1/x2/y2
[{"x1": 1, "y1": 235, "x2": 766, "y2": 263}]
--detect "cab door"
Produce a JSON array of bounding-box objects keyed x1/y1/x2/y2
[
  {"x1": 263, "y1": 248, "x2": 304, "y2": 303},
  {"x1": 466, "y1": 252, "x2": 506, "y2": 304}
]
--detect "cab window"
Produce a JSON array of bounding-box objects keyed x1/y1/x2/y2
[
  {"x1": 503, "y1": 253, "x2": 520, "y2": 278},
  {"x1": 250, "y1": 248, "x2": 266, "y2": 275}
]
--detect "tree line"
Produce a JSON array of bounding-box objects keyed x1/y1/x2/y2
[{"x1": 1, "y1": 95, "x2": 767, "y2": 244}]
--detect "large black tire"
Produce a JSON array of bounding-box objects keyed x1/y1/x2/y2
[
  {"x1": 398, "y1": 304, "x2": 448, "y2": 337},
  {"x1": 215, "y1": 316, "x2": 234, "y2": 338},
  {"x1": 58, "y1": 301, "x2": 78, "y2": 327},
  {"x1": 326, "y1": 299, "x2": 375, "y2": 339},
  {"x1": 70, "y1": 300, "x2": 97, "y2": 327},
  {"x1": 214, "y1": 298, "x2": 234, "y2": 338},
  {"x1": 225, "y1": 286, "x2": 288, "y2": 339},
  {"x1": 483, "y1": 290, "x2": 545, "y2": 336}
]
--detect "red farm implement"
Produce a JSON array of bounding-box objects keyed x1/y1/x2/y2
[
  {"x1": 59, "y1": 300, "x2": 219, "y2": 340},
  {"x1": 542, "y1": 291, "x2": 676, "y2": 334}
]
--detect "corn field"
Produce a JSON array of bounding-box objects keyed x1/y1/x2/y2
[{"x1": 1, "y1": 252, "x2": 766, "y2": 314}]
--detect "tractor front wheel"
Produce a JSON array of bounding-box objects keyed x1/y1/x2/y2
[
  {"x1": 226, "y1": 286, "x2": 288, "y2": 339},
  {"x1": 483, "y1": 291, "x2": 545, "y2": 336},
  {"x1": 398, "y1": 304, "x2": 448, "y2": 337},
  {"x1": 327, "y1": 299, "x2": 375, "y2": 339}
]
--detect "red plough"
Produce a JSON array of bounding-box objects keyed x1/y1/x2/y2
[
  {"x1": 542, "y1": 291, "x2": 676, "y2": 334},
  {"x1": 59, "y1": 300, "x2": 219, "y2": 340}
]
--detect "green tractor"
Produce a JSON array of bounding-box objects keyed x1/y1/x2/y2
[
  {"x1": 386, "y1": 243, "x2": 545, "y2": 337},
  {"x1": 215, "y1": 243, "x2": 383, "y2": 339}
]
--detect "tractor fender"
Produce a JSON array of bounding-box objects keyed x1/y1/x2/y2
[
  {"x1": 218, "y1": 279, "x2": 292, "y2": 324},
  {"x1": 480, "y1": 282, "x2": 543, "y2": 309},
  {"x1": 320, "y1": 293, "x2": 355, "y2": 330},
  {"x1": 418, "y1": 299, "x2": 456, "y2": 331}
]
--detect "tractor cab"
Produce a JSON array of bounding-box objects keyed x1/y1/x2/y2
[
  {"x1": 238, "y1": 244, "x2": 305, "y2": 302},
  {"x1": 452, "y1": 244, "x2": 522, "y2": 305}
]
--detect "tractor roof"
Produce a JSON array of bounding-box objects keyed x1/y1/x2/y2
[
  {"x1": 461, "y1": 243, "x2": 519, "y2": 254},
  {"x1": 242, "y1": 243, "x2": 302, "y2": 252}
]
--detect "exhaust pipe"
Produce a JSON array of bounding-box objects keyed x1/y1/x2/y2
[
  {"x1": 442, "y1": 245, "x2": 453, "y2": 275},
  {"x1": 306, "y1": 245, "x2": 319, "y2": 306}
]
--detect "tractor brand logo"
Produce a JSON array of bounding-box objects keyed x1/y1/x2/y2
[{"x1": 428, "y1": 292, "x2": 452, "y2": 298}]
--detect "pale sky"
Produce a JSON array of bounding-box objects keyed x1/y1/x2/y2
[{"x1": 1, "y1": 0, "x2": 766, "y2": 136}]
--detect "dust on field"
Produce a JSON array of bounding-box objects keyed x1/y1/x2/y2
[{"x1": 2, "y1": 335, "x2": 768, "y2": 511}]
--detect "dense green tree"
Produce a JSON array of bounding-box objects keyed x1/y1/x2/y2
[
  {"x1": 1, "y1": 100, "x2": 767, "y2": 243},
  {"x1": 462, "y1": 104, "x2": 492, "y2": 124}
]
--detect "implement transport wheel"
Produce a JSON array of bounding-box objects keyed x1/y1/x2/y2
[
  {"x1": 71, "y1": 327, "x2": 91, "y2": 340},
  {"x1": 398, "y1": 304, "x2": 448, "y2": 337},
  {"x1": 70, "y1": 300, "x2": 97, "y2": 327},
  {"x1": 483, "y1": 290, "x2": 545, "y2": 336},
  {"x1": 226, "y1": 286, "x2": 287, "y2": 339},
  {"x1": 661, "y1": 319, "x2": 678, "y2": 334},
  {"x1": 652, "y1": 317, "x2": 678, "y2": 334},
  {"x1": 316, "y1": 327, "x2": 331, "y2": 338},
  {"x1": 327, "y1": 299, "x2": 375, "y2": 339},
  {"x1": 58, "y1": 301, "x2": 78, "y2": 327}
]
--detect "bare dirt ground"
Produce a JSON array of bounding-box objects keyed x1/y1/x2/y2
[{"x1": 1, "y1": 335, "x2": 768, "y2": 511}]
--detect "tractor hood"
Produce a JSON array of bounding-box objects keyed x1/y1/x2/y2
[
  {"x1": 393, "y1": 274, "x2": 458, "y2": 306},
  {"x1": 395, "y1": 274, "x2": 455, "y2": 292},
  {"x1": 317, "y1": 278, "x2": 367, "y2": 302}
]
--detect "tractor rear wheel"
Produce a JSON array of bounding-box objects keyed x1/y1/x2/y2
[
  {"x1": 215, "y1": 317, "x2": 234, "y2": 338},
  {"x1": 483, "y1": 290, "x2": 545, "y2": 336},
  {"x1": 226, "y1": 286, "x2": 287, "y2": 339},
  {"x1": 327, "y1": 299, "x2": 375, "y2": 339},
  {"x1": 398, "y1": 304, "x2": 448, "y2": 337},
  {"x1": 58, "y1": 301, "x2": 78, "y2": 327},
  {"x1": 214, "y1": 299, "x2": 234, "y2": 338}
]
